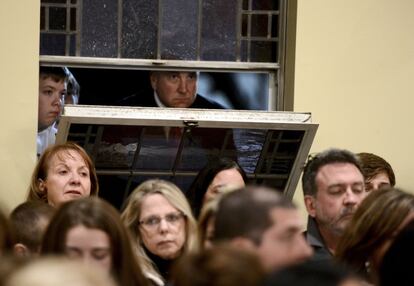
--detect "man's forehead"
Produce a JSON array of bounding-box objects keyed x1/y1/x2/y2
[
  {"x1": 156, "y1": 71, "x2": 197, "y2": 76},
  {"x1": 269, "y1": 208, "x2": 302, "y2": 227},
  {"x1": 317, "y1": 162, "x2": 363, "y2": 180},
  {"x1": 316, "y1": 163, "x2": 364, "y2": 185}
]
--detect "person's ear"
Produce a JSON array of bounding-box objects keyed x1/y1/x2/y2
[
  {"x1": 13, "y1": 243, "x2": 31, "y2": 257},
  {"x1": 149, "y1": 72, "x2": 158, "y2": 90},
  {"x1": 304, "y1": 195, "x2": 317, "y2": 218},
  {"x1": 38, "y1": 179, "x2": 46, "y2": 192}
]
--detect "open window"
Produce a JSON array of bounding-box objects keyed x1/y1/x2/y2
[
  {"x1": 40, "y1": 0, "x2": 310, "y2": 207},
  {"x1": 40, "y1": 0, "x2": 296, "y2": 110},
  {"x1": 57, "y1": 105, "x2": 317, "y2": 207}
]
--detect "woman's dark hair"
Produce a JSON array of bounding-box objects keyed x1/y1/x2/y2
[
  {"x1": 379, "y1": 220, "x2": 414, "y2": 286},
  {"x1": 263, "y1": 260, "x2": 357, "y2": 286},
  {"x1": 187, "y1": 158, "x2": 247, "y2": 218},
  {"x1": 41, "y1": 197, "x2": 148, "y2": 286}
]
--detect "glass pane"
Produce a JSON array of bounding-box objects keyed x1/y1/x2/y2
[
  {"x1": 69, "y1": 34, "x2": 76, "y2": 56},
  {"x1": 252, "y1": 0, "x2": 279, "y2": 10},
  {"x1": 160, "y1": 0, "x2": 198, "y2": 60},
  {"x1": 49, "y1": 7, "x2": 66, "y2": 30},
  {"x1": 251, "y1": 14, "x2": 268, "y2": 37},
  {"x1": 250, "y1": 41, "x2": 277, "y2": 62},
  {"x1": 70, "y1": 8, "x2": 77, "y2": 31},
  {"x1": 242, "y1": 0, "x2": 249, "y2": 10},
  {"x1": 81, "y1": 0, "x2": 118, "y2": 57},
  {"x1": 271, "y1": 14, "x2": 278, "y2": 38},
  {"x1": 40, "y1": 7, "x2": 45, "y2": 30},
  {"x1": 121, "y1": 0, "x2": 158, "y2": 59},
  {"x1": 57, "y1": 105, "x2": 318, "y2": 208},
  {"x1": 63, "y1": 120, "x2": 309, "y2": 209},
  {"x1": 201, "y1": 0, "x2": 237, "y2": 61},
  {"x1": 40, "y1": 34, "x2": 66, "y2": 55},
  {"x1": 242, "y1": 14, "x2": 248, "y2": 37}
]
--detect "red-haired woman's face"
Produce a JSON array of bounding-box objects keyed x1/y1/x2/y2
[{"x1": 39, "y1": 150, "x2": 91, "y2": 207}]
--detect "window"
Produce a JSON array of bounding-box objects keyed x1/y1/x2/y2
[
  {"x1": 40, "y1": 0, "x2": 297, "y2": 110},
  {"x1": 40, "y1": 0, "x2": 313, "y2": 207},
  {"x1": 57, "y1": 105, "x2": 317, "y2": 208}
]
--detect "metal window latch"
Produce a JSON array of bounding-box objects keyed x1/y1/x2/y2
[{"x1": 183, "y1": 121, "x2": 199, "y2": 133}]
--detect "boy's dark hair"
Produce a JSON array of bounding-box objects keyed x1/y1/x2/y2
[
  {"x1": 214, "y1": 186, "x2": 295, "y2": 245},
  {"x1": 10, "y1": 202, "x2": 54, "y2": 252},
  {"x1": 302, "y1": 148, "x2": 362, "y2": 196},
  {"x1": 357, "y1": 152, "x2": 395, "y2": 186}
]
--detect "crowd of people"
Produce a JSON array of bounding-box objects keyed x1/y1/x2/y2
[
  {"x1": 4, "y1": 66, "x2": 405, "y2": 285},
  {"x1": 1, "y1": 139, "x2": 411, "y2": 286}
]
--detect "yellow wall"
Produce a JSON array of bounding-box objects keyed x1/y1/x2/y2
[
  {"x1": 293, "y1": 0, "x2": 414, "y2": 217},
  {"x1": 0, "y1": 1, "x2": 39, "y2": 212}
]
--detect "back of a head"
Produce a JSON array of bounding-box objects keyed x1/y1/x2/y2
[
  {"x1": 336, "y1": 187, "x2": 414, "y2": 276},
  {"x1": 5, "y1": 257, "x2": 118, "y2": 286},
  {"x1": 357, "y1": 152, "x2": 395, "y2": 186},
  {"x1": 214, "y1": 186, "x2": 294, "y2": 244},
  {"x1": 0, "y1": 207, "x2": 14, "y2": 256},
  {"x1": 10, "y1": 201, "x2": 54, "y2": 253},
  {"x1": 379, "y1": 220, "x2": 414, "y2": 286},
  {"x1": 0, "y1": 255, "x2": 30, "y2": 286},
  {"x1": 172, "y1": 246, "x2": 264, "y2": 286},
  {"x1": 302, "y1": 148, "x2": 362, "y2": 196},
  {"x1": 263, "y1": 260, "x2": 358, "y2": 286}
]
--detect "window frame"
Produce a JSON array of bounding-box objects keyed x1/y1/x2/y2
[{"x1": 39, "y1": 0, "x2": 298, "y2": 111}]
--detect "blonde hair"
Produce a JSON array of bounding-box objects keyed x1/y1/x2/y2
[
  {"x1": 121, "y1": 179, "x2": 199, "y2": 283},
  {"x1": 198, "y1": 187, "x2": 239, "y2": 250},
  {"x1": 5, "y1": 257, "x2": 117, "y2": 286}
]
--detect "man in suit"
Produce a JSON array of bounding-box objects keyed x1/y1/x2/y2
[
  {"x1": 121, "y1": 71, "x2": 225, "y2": 109},
  {"x1": 99, "y1": 71, "x2": 231, "y2": 208}
]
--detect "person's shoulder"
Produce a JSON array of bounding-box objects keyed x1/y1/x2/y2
[
  {"x1": 116, "y1": 90, "x2": 157, "y2": 107},
  {"x1": 191, "y1": 94, "x2": 225, "y2": 109}
]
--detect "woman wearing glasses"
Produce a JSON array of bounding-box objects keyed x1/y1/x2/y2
[{"x1": 122, "y1": 179, "x2": 199, "y2": 286}]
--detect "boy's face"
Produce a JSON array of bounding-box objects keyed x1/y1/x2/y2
[{"x1": 38, "y1": 76, "x2": 66, "y2": 131}]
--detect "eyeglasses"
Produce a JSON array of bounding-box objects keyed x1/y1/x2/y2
[{"x1": 139, "y1": 212, "x2": 185, "y2": 230}]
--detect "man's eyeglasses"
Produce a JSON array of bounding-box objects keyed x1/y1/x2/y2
[{"x1": 139, "y1": 212, "x2": 185, "y2": 230}]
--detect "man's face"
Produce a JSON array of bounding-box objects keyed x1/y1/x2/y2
[
  {"x1": 255, "y1": 208, "x2": 313, "y2": 272},
  {"x1": 150, "y1": 71, "x2": 197, "y2": 108},
  {"x1": 306, "y1": 163, "x2": 366, "y2": 236},
  {"x1": 38, "y1": 76, "x2": 66, "y2": 130}
]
